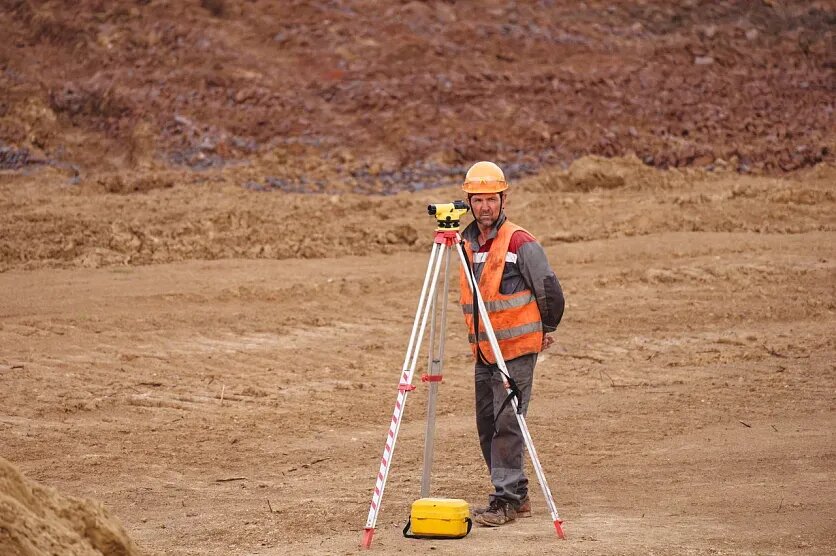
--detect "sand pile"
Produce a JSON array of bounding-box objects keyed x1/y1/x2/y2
[
  {"x1": 563, "y1": 154, "x2": 663, "y2": 191},
  {"x1": 0, "y1": 457, "x2": 141, "y2": 556},
  {"x1": 523, "y1": 154, "x2": 685, "y2": 193}
]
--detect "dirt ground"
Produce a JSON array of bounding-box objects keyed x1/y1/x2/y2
[
  {"x1": 2, "y1": 1, "x2": 836, "y2": 555},
  {"x1": 1, "y1": 158, "x2": 835, "y2": 555}
]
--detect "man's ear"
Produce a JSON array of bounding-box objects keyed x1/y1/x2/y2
[{"x1": 502, "y1": 191, "x2": 509, "y2": 207}]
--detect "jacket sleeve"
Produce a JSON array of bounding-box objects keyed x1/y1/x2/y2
[{"x1": 517, "y1": 241, "x2": 564, "y2": 333}]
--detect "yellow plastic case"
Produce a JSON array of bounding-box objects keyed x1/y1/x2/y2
[{"x1": 405, "y1": 498, "x2": 472, "y2": 539}]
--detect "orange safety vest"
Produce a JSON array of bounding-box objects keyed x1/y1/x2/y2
[{"x1": 459, "y1": 222, "x2": 543, "y2": 364}]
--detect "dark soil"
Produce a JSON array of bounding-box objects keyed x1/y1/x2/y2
[{"x1": 1, "y1": 0, "x2": 833, "y2": 192}]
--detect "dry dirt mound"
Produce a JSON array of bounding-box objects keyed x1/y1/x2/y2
[
  {"x1": 543, "y1": 154, "x2": 665, "y2": 191},
  {"x1": 0, "y1": 457, "x2": 141, "y2": 556},
  {"x1": 1, "y1": 157, "x2": 834, "y2": 272}
]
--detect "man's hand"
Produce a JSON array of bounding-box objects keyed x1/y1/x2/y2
[{"x1": 541, "y1": 334, "x2": 555, "y2": 351}]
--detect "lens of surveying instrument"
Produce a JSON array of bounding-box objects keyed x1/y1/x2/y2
[{"x1": 427, "y1": 204, "x2": 437, "y2": 216}]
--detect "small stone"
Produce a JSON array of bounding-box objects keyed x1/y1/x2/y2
[
  {"x1": 694, "y1": 56, "x2": 714, "y2": 66},
  {"x1": 234, "y1": 89, "x2": 253, "y2": 103},
  {"x1": 435, "y1": 3, "x2": 456, "y2": 23}
]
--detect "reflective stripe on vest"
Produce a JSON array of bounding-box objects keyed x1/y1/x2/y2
[
  {"x1": 460, "y1": 291, "x2": 536, "y2": 315},
  {"x1": 468, "y1": 321, "x2": 542, "y2": 343},
  {"x1": 473, "y1": 252, "x2": 518, "y2": 264}
]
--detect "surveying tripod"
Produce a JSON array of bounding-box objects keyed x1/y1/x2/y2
[{"x1": 361, "y1": 201, "x2": 565, "y2": 549}]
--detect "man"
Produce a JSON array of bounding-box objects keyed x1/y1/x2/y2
[{"x1": 458, "y1": 161, "x2": 565, "y2": 527}]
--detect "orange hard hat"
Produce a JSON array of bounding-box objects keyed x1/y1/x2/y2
[{"x1": 462, "y1": 161, "x2": 508, "y2": 194}]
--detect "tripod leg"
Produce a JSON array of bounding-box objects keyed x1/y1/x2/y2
[
  {"x1": 420, "y1": 245, "x2": 452, "y2": 497},
  {"x1": 362, "y1": 241, "x2": 448, "y2": 548},
  {"x1": 401, "y1": 242, "x2": 441, "y2": 377},
  {"x1": 454, "y1": 240, "x2": 566, "y2": 539}
]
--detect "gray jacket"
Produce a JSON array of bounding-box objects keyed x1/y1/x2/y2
[{"x1": 461, "y1": 212, "x2": 564, "y2": 333}]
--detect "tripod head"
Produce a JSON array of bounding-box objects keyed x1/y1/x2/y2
[{"x1": 427, "y1": 200, "x2": 469, "y2": 230}]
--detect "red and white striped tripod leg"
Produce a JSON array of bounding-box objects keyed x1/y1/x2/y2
[
  {"x1": 362, "y1": 381, "x2": 410, "y2": 549},
  {"x1": 362, "y1": 241, "x2": 446, "y2": 548},
  {"x1": 455, "y1": 238, "x2": 567, "y2": 539}
]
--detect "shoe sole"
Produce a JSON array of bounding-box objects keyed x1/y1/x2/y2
[
  {"x1": 474, "y1": 515, "x2": 516, "y2": 527},
  {"x1": 472, "y1": 508, "x2": 532, "y2": 518}
]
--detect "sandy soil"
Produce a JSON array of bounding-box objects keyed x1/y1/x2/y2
[
  {"x1": 0, "y1": 456, "x2": 140, "y2": 556},
  {"x1": 1, "y1": 1, "x2": 835, "y2": 554},
  {"x1": 1, "y1": 158, "x2": 834, "y2": 555}
]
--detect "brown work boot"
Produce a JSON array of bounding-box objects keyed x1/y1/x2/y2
[
  {"x1": 473, "y1": 499, "x2": 517, "y2": 527},
  {"x1": 472, "y1": 496, "x2": 531, "y2": 518},
  {"x1": 471, "y1": 499, "x2": 491, "y2": 517},
  {"x1": 517, "y1": 496, "x2": 532, "y2": 518}
]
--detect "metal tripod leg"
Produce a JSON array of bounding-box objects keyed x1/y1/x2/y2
[
  {"x1": 362, "y1": 240, "x2": 448, "y2": 549},
  {"x1": 420, "y1": 245, "x2": 452, "y2": 498},
  {"x1": 454, "y1": 239, "x2": 566, "y2": 539}
]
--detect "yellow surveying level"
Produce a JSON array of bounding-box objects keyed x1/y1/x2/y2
[{"x1": 427, "y1": 200, "x2": 468, "y2": 230}]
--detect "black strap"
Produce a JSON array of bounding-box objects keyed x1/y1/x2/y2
[
  {"x1": 462, "y1": 225, "x2": 525, "y2": 434},
  {"x1": 403, "y1": 516, "x2": 473, "y2": 539},
  {"x1": 462, "y1": 240, "x2": 522, "y2": 431},
  {"x1": 493, "y1": 373, "x2": 522, "y2": 432}
]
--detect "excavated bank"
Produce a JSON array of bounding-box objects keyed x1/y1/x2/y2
[{"x1": 0, "y1": 456, "x2": 142, "y2": 556}]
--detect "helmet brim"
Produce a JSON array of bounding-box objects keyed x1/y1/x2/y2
[{"x1": 462, "y1": 181, "x2": 508, "y2": 194}]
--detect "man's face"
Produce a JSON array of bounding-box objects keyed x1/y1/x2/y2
[{"x1": 469, "y1": 193, "x2": 503, "y2": 228}]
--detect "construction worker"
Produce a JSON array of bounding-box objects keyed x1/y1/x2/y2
[{"x1": 459, "y1": 161, "x2": 565, "y2": 527}]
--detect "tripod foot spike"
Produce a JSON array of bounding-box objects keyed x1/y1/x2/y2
[
  {"x1": 554, "y1": 519, "x2": 566, "y2": 539},
  {"x1": 361, "y1": 527, "x2": 375, "y2": 549}
]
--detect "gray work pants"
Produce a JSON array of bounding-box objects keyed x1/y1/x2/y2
[{"x1": 474, "y1": 352, "x2": 536, "y2": 506}]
